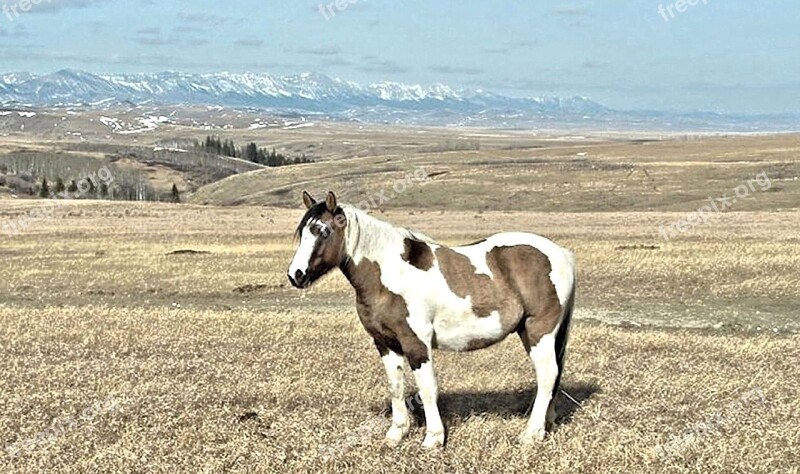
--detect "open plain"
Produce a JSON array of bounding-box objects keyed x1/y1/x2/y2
[{"x1": 0, "y1": 127, "x2": 798, "y2": 473}]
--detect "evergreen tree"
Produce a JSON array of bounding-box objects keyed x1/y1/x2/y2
[
  {"x1": 68, "y1": 180, "x2": 79, "y2": 193},
  {"x1": 100, "y1": 183, "x2": 109, "y2": 198},
  {"x1": 171, "y1": 183, "x2": 180, "y2": 203},
  {"x1": 244, "y1": 142, "x2": 258, "y2": 162},
  {"x1": 39, "y1": 177, "x2": 49, "y2": 198},
  {"x1": 54, "y1": 177, "x2": 66, "y2": 195}
]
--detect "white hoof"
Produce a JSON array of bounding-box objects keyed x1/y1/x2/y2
[
  {"x1": 518, "y1": 427, "x2": 547, "y2": 444},
  {"x1": 421, "y1": 430, "x2": 445, "y2": 449},
  {"x1": 385, "y1": 423, "x2": 409, "y2": 447}
]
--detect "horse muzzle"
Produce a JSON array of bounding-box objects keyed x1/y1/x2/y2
[{"x1": 288, "y1": 269, "x2": 311, "y2": 289}]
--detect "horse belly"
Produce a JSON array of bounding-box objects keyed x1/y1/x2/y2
[{"x1": 432, "y1": 310, "x2": 509, "y2": 352}]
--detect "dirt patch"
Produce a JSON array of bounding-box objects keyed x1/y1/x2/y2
[
  {"x1": 166, "y1": 249, "x2": 211, "y2": 255},
  {"x1": 233, "y1": 283, "x2": 269, "y2": 294}
]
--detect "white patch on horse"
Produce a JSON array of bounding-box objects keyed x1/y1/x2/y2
[
  {"x1": 412, "y1": 361, "x2": 445, "y2": 448},
  {"x1": 520, "y1": 328, "x2": 560, "y2": 443},
  {"x1": 341, "y1": 205, "x2": 419, "y2": 267},
  {"x1": 451, "y1": 241, "x2": 494, "y2": 278},
  {"x1": 288, "y1": 219, "x2": 319, "y2": 277},
  {"x1": 384, "y1": 247, "x2": 506, "y2": 352},
  {"x1": 432, "y1": 308, "x2": 505, "y2": 351},
  {"x1": 381, "y1": 351, "x2": 410, "y2": 445}
]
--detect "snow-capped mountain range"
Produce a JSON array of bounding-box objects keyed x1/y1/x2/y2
[
  {"x1": 1, "y1": 69, "x2": 798, "y2": 131},
  {"x1": 0, "y1": 69, "x2": 602, "y2": 113}
]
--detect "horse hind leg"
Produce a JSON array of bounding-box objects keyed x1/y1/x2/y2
[
  {"x1": 515, "y1": 310, "x2": 564, "y2": 444},
  {"x1": 519, "y1": 332, "x2": 559, "y2": 443},
  {"x1": 518, "y1": 288, "x2": 575, "y2": 443}
]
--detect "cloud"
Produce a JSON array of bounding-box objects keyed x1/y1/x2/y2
[
  {"x1": 0, "y1": 25, "x2": 28, "y2": 37},
  {"x1": 550, "y1": 6, "x2": 589, "y2": 16},
  {"x1": 246, "y1": 60, "x2": 307, "y2": 70},
  {"x1": 319, "y1": 57, "x2": 352, "y2": 67},
  {"x1": 356, "y1": 58, "x2": 410, "y2": 74},
  {"x1": 174, "y1": 25, "x2": 205, "y2": 34},
  {"x1": 234, "y1": 38, "x2": 265, "y2": 47},
  {"x1": 582, "y1": 60, "x2": 609, "y2": 69},
  {"x1": 428, "y1": 65, "x2": 483, "y2": 76},
  {"x1": 483, "y1": 39, "x2": 536, "y2": 55},
  {"x1": 135, "y1": 27, "x2": 161, "y2": 35},
  {"x1": 178, "y1": 12, "x2": 240, "y2": 26},
  {"x1": 515, "y1": 39, "x2": 538, "y2": 47},
  {"x1": 1, "y1": 0, "x2": 111, "y2": 17},
  {"x1": 84, "y1": 21, "x2": 106, "y2": 34},
  {"x1": 186, "y1": 38, "x2": 209, "y2": 47},
  {"x1": 296, "y1": 46, "x2": 342, "y2": 56},
  {"x1": 132, "y1": 25, "x2": 209, "y2": 47},
  {"x1": 132, "y1": 29, "x2": 174, "y2": 46},
  {"x1": 0, "y1": 45, "x2": 202, "y2": 68}
]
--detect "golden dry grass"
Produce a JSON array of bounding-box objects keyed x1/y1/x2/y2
[
  {"x1": 0, "y1": 201, "x2": 798, "y2": 473},
  {"x1": 190, "y1": 133, "x2": 800, "y2": 212}
]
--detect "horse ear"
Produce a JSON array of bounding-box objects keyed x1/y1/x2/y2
[
  {"x1": 325, "y1": 191, "x2": 337, "y2": 212},
  {"x1": 302, "y1": 191, "x2": 316, "y2": 209}
]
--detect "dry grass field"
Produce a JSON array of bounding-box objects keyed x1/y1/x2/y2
[
  {"x1": 191, "y1": 133, "x2": 800, "y2": 213},
  {"x1": 1, "y1": 198, "x2": 798, "y2": 473}
]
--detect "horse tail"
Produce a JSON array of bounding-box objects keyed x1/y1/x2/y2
[{"x1": 553, "y1": 261, "x2": 576, "y2": 393}]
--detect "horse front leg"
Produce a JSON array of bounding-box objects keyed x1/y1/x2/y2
[
  {"x1": 378, "y1": 347, "x2": 410, "y2": 446},
  {"x1": 411, "y1": 355, "x2": 445, "y2": 448},
  {"x1": 399, "y1": 321, "x2": 444, "y2": 448}
]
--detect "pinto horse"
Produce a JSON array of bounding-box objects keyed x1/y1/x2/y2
[{"x1": 288, "y1": 191, "x2": 576, "y2": 448}]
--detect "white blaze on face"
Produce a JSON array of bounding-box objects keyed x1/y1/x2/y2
[{"x1": 288, "y1": 221, "x2": 318, "y2": 280}]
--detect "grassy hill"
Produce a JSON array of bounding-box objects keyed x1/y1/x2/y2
[{"x1": 189, "y1": 133, "x2": 800, "y2": 212}]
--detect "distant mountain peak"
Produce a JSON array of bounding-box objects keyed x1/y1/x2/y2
[
  {"x1": 2, "y1": 69, "x2": 795, "y2": 131},
  {"x1": 0, "y1": 69, "x2": 605, "y2": 113}
]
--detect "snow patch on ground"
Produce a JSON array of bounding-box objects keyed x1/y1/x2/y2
[
  {"x1": 282, "y1": 122, "x2": 314, "y2": 130},
  {"x1": 153, "y1": 146, "x2": 187, "y2": 153},
  {"x1": 99, "y1": 115, "x2": 173, "y2": 134},
  {"x1": 99, "y1": 116, "x2": 123, "y2": 131}
]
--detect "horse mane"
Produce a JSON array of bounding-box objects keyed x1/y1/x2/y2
[{"x1": 341, "y1": 204, "x2": 435, "y2": 262}]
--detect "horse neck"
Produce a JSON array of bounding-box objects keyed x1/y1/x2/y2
[{"x1": 340, "y1": 205, "x2": 409, "y2": 269}]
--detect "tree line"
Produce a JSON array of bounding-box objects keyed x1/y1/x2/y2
[
  {"x1": 195, "y1": 136, "x2": 313, "y2": 167},
  {"x1": 37, "y1": 176, "x2": 113, "y2": 198}
]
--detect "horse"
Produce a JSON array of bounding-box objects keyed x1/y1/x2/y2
[{"x1": 287, "y1": 191, "x2": 577, "y2": 448}]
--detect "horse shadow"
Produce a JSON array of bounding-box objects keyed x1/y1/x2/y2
[{"x1": 379, "y1": 381, "x2": 600, "y2": 428}]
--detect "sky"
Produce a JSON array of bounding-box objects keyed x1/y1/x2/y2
[{"x1": 0, "y1": 0, "x2": 798, "y2": 114}]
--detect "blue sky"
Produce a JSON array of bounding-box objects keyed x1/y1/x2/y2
[{"x1": 0, "y1": 0, "x2": 798, "y2": 114}]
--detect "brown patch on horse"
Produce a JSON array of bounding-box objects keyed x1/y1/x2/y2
[
  {"x1": 434, "y1": 244, "x2": 562, "y2": 346},
  {"x1": 490, "y1": 246, "x2": 562, "y2": 346},
  {"x1": 401, "y1": 238, "x2": 434, "y2": 271},
  {"x1": 434, "y1": 247, "x2": 498, "y2": 317},
  {"x1": 341, "y1": 258, "x2": 429, "y2": 370}
]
